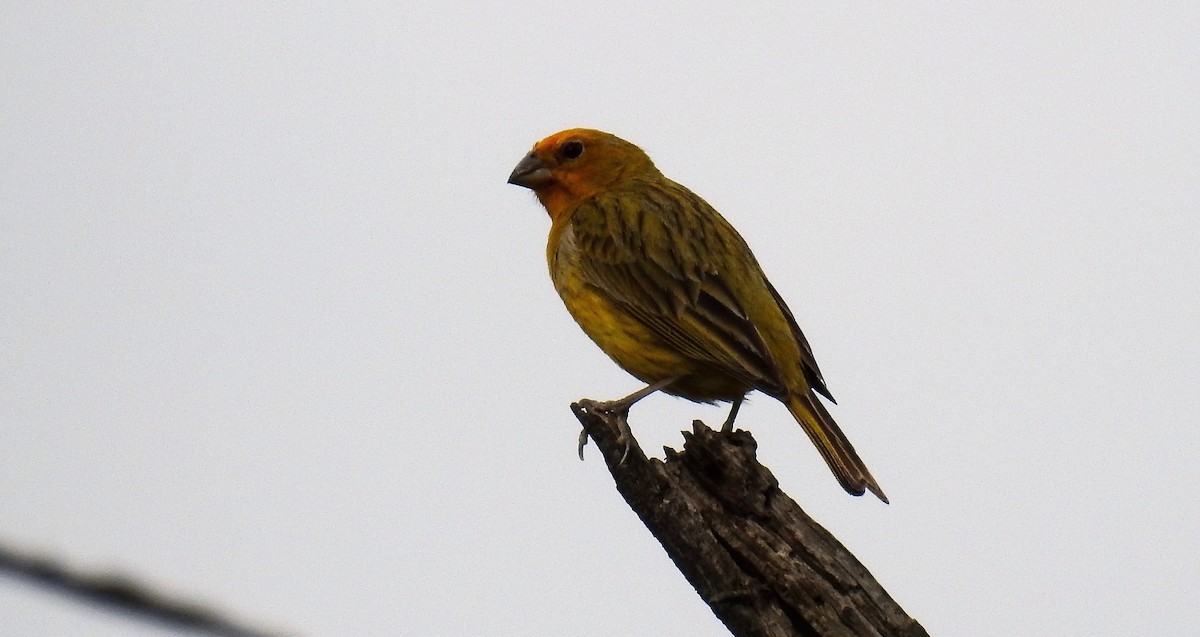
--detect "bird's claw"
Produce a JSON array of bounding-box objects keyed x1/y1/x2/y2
[{"x1": 614, "y1": 422, "x2": 632, "y2": 465}]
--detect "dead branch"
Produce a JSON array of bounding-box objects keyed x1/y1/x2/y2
[{"x1": 572, "y1": 402, "x2": 928, "y2": 637}]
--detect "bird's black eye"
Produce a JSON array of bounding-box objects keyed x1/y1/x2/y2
[{"x1": 560, "y1": 140, "x2": 584, "y2": 160}]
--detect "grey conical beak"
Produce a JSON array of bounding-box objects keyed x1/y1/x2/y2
[{"x1": 507, "y1": 153, "x2": 552, "y2": 189}]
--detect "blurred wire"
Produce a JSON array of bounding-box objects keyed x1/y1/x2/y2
[{"x1": 0, "y1": 542, "x2": 292, "y2": 637}]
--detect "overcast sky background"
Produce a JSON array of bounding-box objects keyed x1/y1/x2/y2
[{"x1": 3, "y1": 3, "x2": 1198, "y2": 636}]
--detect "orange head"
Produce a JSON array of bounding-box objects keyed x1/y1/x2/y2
[{"x1": 507, "y1": 129, "x2": 661, "y2": 220}]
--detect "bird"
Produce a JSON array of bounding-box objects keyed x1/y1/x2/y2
[{"x1": 507, "y1": 128, "x2": 887, "y2": 503}]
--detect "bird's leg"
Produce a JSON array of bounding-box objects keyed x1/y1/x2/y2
[
  {"x1": 577, "y1": 376, "x2": 680, "y2": 464},
  {"x1": 720, "y1": 396, "x2": 744, "y2": 432},
  {"x1": 585, "y1": 376, "x2": 679, "y2": 414}
]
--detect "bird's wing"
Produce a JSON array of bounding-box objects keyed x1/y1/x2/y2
[
  {"x1": 762, "y1": 276, "x2": 835, "y2": 402},
  {"x1": 569, "y1": 179, "x2": 799, "y2": 396}
]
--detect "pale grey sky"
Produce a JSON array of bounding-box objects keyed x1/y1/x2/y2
[{"x1": 2, "y1": 3, "x2": 1198, "y2": 636}]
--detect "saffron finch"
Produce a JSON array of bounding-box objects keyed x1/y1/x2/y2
[{"x1": 508, "y1": 129, "x2": 887, "y2": 503}]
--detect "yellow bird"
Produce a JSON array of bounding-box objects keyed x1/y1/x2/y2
[{"x1": 508, "y1": 129, "x2": 886, "y2": 503}]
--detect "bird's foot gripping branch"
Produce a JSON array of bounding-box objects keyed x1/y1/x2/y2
[
  {"x1": 574, "y1": 398, "x2": 637, "y2": 465},
  {"x1": 573, "y1": 377, "x2": 680, "y2": 464}
]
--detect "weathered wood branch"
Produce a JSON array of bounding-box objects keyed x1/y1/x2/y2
[{"x1": 572, "y1": 402, "x2": 928, "y2": 637}]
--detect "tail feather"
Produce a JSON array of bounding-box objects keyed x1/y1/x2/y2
[{"x1": 785, "y1": 393, "x2": 888, "y2": 503}]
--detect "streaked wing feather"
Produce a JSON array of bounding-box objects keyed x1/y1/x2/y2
[
  {"x1": 570, "y1": 180, "x2": 786, "y2": 394},
  {"x1": 762, "y1": 277, "x2": 835, "y2": 402}
]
